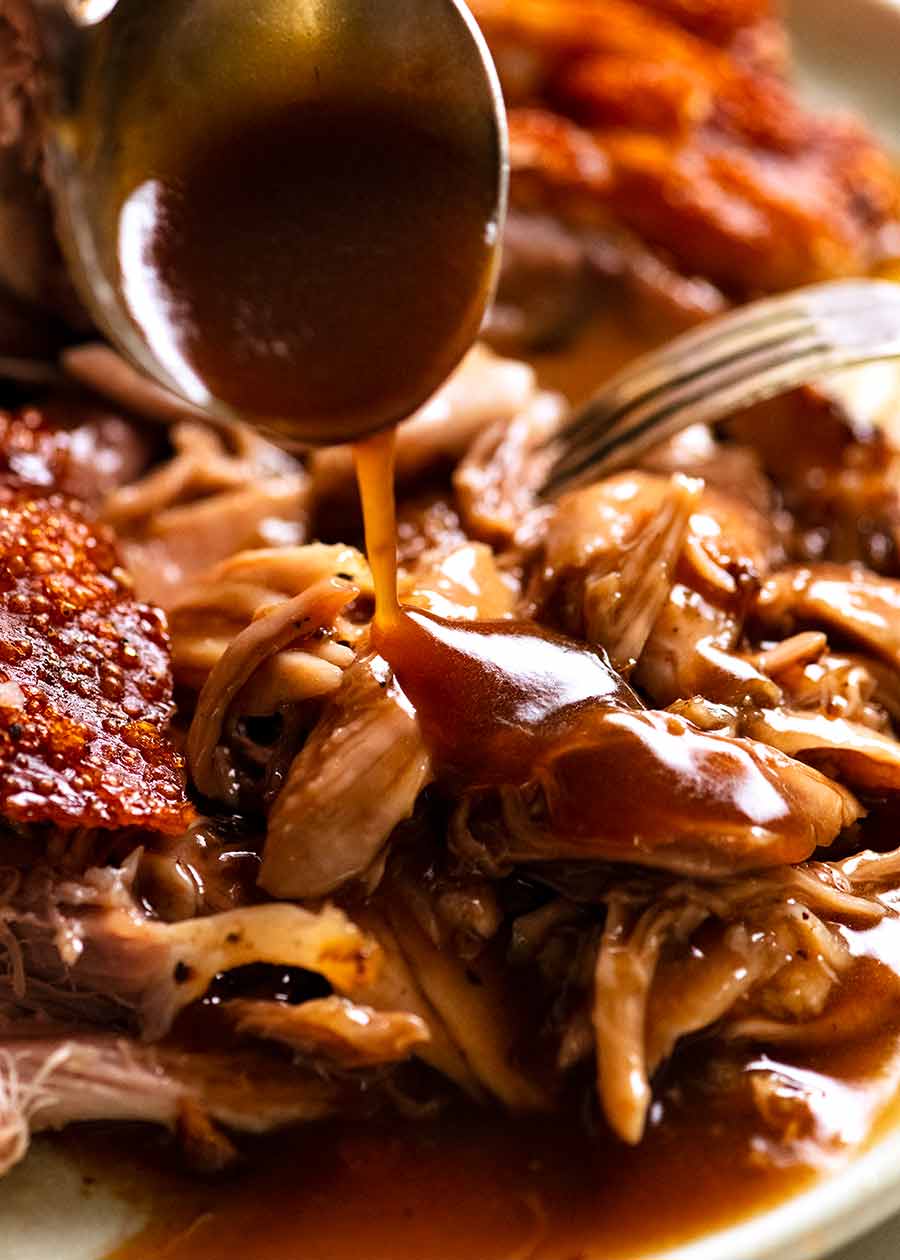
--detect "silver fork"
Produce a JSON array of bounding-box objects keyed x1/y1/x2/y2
[{"x1": 542, "y1": 278, "x2": 900, "y2": 498}]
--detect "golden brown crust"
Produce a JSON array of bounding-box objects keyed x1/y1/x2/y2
[
  {"x1": 0, "y1": 491, "x2": 191, "y2": 832},
  {"x1": 637, "y1": 0, "x2": 774, "y2": 46},
  {"x1": 475, "y1": 0, "x2": 900, "y2": 296}
]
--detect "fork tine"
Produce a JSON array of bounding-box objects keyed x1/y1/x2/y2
[
  {"x1": 547, "y1": 357, "x2": 812, "y2": 492},
  {"x1": 548, "y1": 337, "x2": 826, "y2": 490},
  {"x1": 558, "y1": 322, "x2": 820, "y2": 450},
  {"x1": 557, "y1": 282, "x2": 900, "y2": 453},
  {"x1": 609, "y1": 294, "x2": 900, "y2": 449},
  {"x1": 548, "y1": 339, "x2": 900, "y2": 494},
  {"x1": 544, "y1": 295, "x2": 900, "y2": 497},
  {"x1": 553, "y1": 327, "x2": 831, "y2": 472},
  {"x1": 619, "y1": 278, "x2": 900, "y2": 373}
]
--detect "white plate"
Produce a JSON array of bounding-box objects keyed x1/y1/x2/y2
[{"x1": 4, "y1": 3, "x2": 900, "y2": 1258}]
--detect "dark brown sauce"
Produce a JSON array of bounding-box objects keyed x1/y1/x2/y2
[
  {"x1": 375, "y1": 606, "x2": 635, "y2": 781},
  {"x1": 102, "y1": 69, "x2": 900, "y2": 1259},
  {"x1": 372, "y1": 606, "x2": 819, "y2": 850},
  {"x1": 75, "y1": 1016, "x2": 900, "y2": 1260},
  {"x1": 51, "y1": 939, "x2": 900, "y2": 1259},
  {"x1": 72, "y1": 1064, "x2": 810, "y2": 1260},
  {"x1": 53, "y1": 934, "x2": 900, "y2": 1259},
  {"x1": 356, "y1": 425, "x2": 633, "y2": 777},
  {"x1": 97, "y1": 1120, "x2": 808, "y2": 1260},
  {"x1": 117, "y1": 98, "x2": 498, "y2": 444}
]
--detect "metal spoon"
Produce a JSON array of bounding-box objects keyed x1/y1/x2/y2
[{"x1": 30, "y1": 0, "x2": 507, "y2": 445}]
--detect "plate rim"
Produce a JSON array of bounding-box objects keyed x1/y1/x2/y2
[{"x1": 659, "y1": 1124, "x2": 900, "y2": 1260}]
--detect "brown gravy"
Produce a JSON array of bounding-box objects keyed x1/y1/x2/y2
[
  {"x1": 77, "y1": 1013, "x2": 900, "y2": 1260},
  {"x1": 377, "y1": 605, "x2": 633, "y2": 777},
  {"x1": 77, "y1": 1070, "x2": 809, "y2": 1260},
  {"x1": 96, "y1": 61, "x2": 900, "y2": 1260},
  {"x1": 51, "y1": 934, "x2": 900, "y2": 1258},
  {"x1": 116, "y1": 98, "x2": 498, "y2": 444}
]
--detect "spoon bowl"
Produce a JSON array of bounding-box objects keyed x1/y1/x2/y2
[{"x1": 37, "y1": 0, "x2": 507, "y2": 445}]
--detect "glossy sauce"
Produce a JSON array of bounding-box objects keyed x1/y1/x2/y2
[
  {"x1": 67, "y1": 928, "x2": 900, "y2": 1259},
  {"x1": 117, "y1": 99, "x2": 498, "y2": 444},
  {"x1": 101, "y1": 62, "x2": 900, "y2": 1260},
  {"x1": 357, "y1": 424, "x2": 633, "y2": 769},
  {"x1": 352, "y1": 433, "x2": 829, "y2": 868},
  {"x1": 86, "y1": 1091, "x2": 816, "y2": 1260},
  {"x1": 77, "y1": 961, "x2": 900, "y2": 1260}
]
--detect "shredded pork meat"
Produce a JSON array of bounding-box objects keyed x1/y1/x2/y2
[
  {"x1": 2, "y1": 341, "x2": 900, "y2": 1160},
  {"x1": 2, "y1": 0, "x2": 900, "y2": 1188}
]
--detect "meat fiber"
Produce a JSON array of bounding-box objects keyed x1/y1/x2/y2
[
  {"x1": 261, "y1": 655, "x2": 431, "y2": 900},
  {"x1": 0, "y1": 858, "x2": 380, "y2": 1040},
  {"x1": 0, "y1": 1035, "x2": 339, "y2": 1177}
]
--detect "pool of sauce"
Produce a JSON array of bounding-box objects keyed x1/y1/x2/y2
[
  {"x1": 69, "y1": 1063, "x2": 813, "y2": 1260},
  {"x1": 51, "y1": 936, "x2": 900, "y2": 1259},
  {"x1": 68, "y1": 983, "x2": 900, "y2": 1260}
]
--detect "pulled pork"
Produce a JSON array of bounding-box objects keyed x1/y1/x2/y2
[
  {"x1": 4, "y1": 0, "x2": 900, "y2": 1193},
  {"x1": 1, "y1": 336, "x2": 900, "y2": 1168}
]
